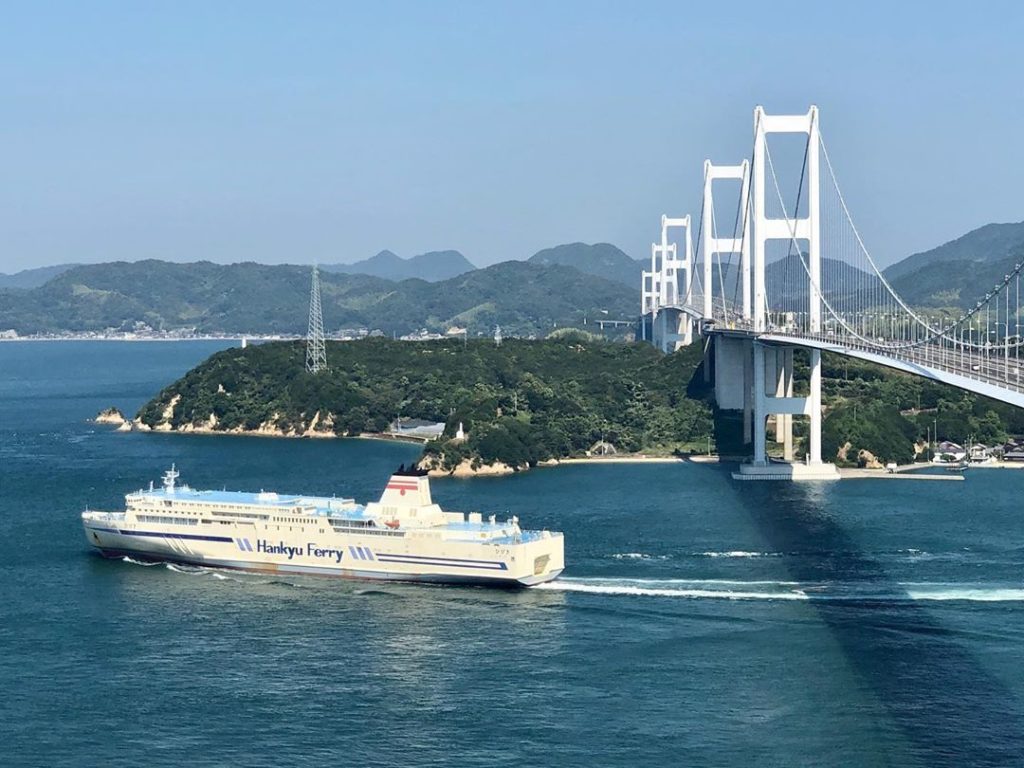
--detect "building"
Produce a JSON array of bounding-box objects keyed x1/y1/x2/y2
[
  {"x1": 968, "y1": 443, "x2": 992, "y2": 462},
  {"x1": 934, "y1": 441, "x2": 966, "y2": 461},
  {"x1": 388, "y1": 418, "x2": 446, "y2": 440},
  {"x1": 1002, "y1": 442, "x2": 1024, "y2": 462}
]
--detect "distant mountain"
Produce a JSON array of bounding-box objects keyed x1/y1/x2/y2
[
  {"x1": 528, "y1": 243, "x2": 641, "y2": 288},
  {"x1": 765, "y1": 254, "x2": 882, "y2": 310},
  {"x1": 884, "y1": 222, "x2": 1024, "y2": 308},
  {"x1": 0, "y1": 259, "x2": 635, "y2": 337},
  {"x1": 323, "y1": 249, "x2": 476, "y2": 282},
  {"x1": 0, "y1": 263, "x2": 79, "y2": 289}
]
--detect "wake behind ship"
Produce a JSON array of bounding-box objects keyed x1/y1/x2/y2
[{"x1": 82, "y1": 466, "x2": 564, "y2": 587}]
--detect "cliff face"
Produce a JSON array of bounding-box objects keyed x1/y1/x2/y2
[{"x1": 142, "y1": 406, "x2": 340, "y2": 439}]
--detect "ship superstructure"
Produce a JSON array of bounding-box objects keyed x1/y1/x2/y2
[{"x1": 82, "y1": 465, "x2": 564, "y2": 587}]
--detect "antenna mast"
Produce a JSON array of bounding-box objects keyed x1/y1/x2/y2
[{"x1": 306, "y1": 265, "x2": 327, "y2": 374}]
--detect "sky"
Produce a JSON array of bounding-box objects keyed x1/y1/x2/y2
[{"x1": 2, "y1": 0, "x2": 1023, "y2": 273}]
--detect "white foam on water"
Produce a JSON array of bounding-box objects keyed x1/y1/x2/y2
[
  {"x1": 697, "y1": 551, "x2": 782, "y2": 559},
  {"x1": 534, "y1": 578, "x2": 808, "y2": 601},
  {"x1": 535, "y1": 578, "x2": 1024, "y2": 603},
  {"x1": 165, "y1": 563, "x2": 206, "y2": 575},
  {"x1": 121, "y1": 556, "x2": 159, "y2": 567},
  {"x1": 904, "y1": 587, "x2": 1024, "y2": 602},
  {"x1": 611, "y1": 552, "x2": 669, "y2": 561}
]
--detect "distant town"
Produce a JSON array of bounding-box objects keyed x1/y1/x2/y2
[{"x1": 0, "y1": 322, "x2": 514, "y2": 343}]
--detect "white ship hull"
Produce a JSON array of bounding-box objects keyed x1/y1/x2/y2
[{"x1": 83, "y1": 521, "x2": 562, "y2": 586}]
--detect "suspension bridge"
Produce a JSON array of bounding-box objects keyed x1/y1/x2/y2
[{"x1": 641, "y1": 106, "x2": 1024, "y2": 480}]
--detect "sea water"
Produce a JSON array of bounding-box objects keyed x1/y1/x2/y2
[{"x1": 1, "y1": 341, "x2": 1022, "y2": 766}]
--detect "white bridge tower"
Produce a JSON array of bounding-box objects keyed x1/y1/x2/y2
[
  {"x1": 735, "y1": 104, "x2": 837, "y2": 480},
  {"x1": 700, "y1": 160, "x2": 750, "y2": 320},
  {"x1": 648, "y1": 214, "x2": 694, "y2": 352}
]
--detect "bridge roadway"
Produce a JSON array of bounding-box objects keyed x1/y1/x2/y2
[{"x1": 709, "y1": 326, "x2": 1024, "y2": 410}]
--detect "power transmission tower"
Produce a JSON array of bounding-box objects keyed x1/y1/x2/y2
[{"x1": 306, "y1": 265, "x2": 327, "y2": 374}]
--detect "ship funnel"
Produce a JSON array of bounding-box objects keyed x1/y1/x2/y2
[{"x1": 379, "y1": 465, "x2": 432, "y2": 507}]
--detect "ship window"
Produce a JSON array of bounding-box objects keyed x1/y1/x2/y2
[{"x1": 138, "y1": 515, "x2": 198, "y2": 526}]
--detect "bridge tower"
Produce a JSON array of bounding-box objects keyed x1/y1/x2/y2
[
  {"x1": 700, "y1": 160, "x2": 751, "y2": 320},
  {"x1": 650, "y1": 214, "x2": 695, "y2": 353},
  {"x1": 735, "y1": 105, "x2": 837, "y2": 480}
]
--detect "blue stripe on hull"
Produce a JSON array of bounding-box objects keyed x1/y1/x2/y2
[
  {"x1": 377, "y1": 552, "x2": 508, "y2": 569},
  {"x1": 84, "y1": 525, "x2": 233, "y2": 543},
  {"x1": 89, "y1": 547, "x2": 558, "y2": 588}
]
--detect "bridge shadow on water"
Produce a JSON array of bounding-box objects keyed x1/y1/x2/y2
[{"x1": 733, "y1": 478, "x2": 1024, "y2": 766}]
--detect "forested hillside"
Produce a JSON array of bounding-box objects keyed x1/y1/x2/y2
[
  {"x1": 137, "y1": 337, "x2": 714, "y2": 469},
  {"x1": 0, "y1": 259, "x2": 636, "y2": 337},
  {"x1": 131, "y1": 332, "x2": 1024, "y2": 470},
  {"x1": 884, "y1": 222, "x2": 1024, "y2": 308}
]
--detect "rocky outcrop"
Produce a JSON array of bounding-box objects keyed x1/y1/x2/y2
[
  {"x1": 140, "y1": 406, "x2": 341, "y2": 439},
  {"x1": 856, "y1": 449, "x2": 884, "y2": 469},
  {"x1": 417, "y1": 455, "x2": 517, "y2": 478},
  {"x1": 94, "y1": 407, "x2": 127, "y2": 426}
]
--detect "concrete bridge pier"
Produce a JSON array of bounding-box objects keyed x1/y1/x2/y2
[
  {"x1": 734, "y1": 341, "x2": 839, "y2": 481},
  {"x1": 713, "y1": 335, "x2": 749, "y2": 411},
  {"x1": 652, "y1": 307, "x2": 692, "y2": 354},
  {"x1": 772, "y1": 348, "x2": 794, "y2": 461},
  {"x1": 710, "y1": 335, "x2": 756, "y2": 446}
]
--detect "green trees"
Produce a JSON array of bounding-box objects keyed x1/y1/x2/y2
[
  {"x1": 139, "y1": 337, "x2": 715, "y2": 468},
  {"x1": 822, "y1": 351, "x2": 1016, "y2": 462},
  {"x1": 823, "y1": 402, "x2": 917, "y2": 465},
  {"x1": 138, "y1": 337, "x2": 1022, "y2": 469}
]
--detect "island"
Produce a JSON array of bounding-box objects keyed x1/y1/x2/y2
[
  {"x1": 133, "y1": 336, "x2": 714, "y2": 475},
  {"x1": 128, "y1": 336, "x2": 1024, "y2": 474}
]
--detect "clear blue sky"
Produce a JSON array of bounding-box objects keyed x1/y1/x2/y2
[{"x1": 2, "y1": 1, "x2": 1022, "y2": 272}]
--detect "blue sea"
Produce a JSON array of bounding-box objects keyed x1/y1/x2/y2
[{"x1": 1, "y1": 341, "x2": 1023, "y2": 767}]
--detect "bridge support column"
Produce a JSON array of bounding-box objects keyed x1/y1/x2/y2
[
  {"x1": 774, "y1": 348, "x2": 794, "y2": 461},
  {"x1": 752, "y1": 343, "x2": 767, "y2": 465},
  {"x1": 743, "y1": 341, "x2": 753, "y2": 444},
  {"x1": 652, "y1": 308, "x2": 692, "y2": 354},
  {"x1": 735, "y1": 342, "x2": 838, "y2": 481},
  {"x1": 809, "y1": 348, "x2": 822, "y2": 465}
]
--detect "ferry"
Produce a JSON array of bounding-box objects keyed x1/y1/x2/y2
[{"x1": 82, "y1": 465, "x2": 564, "y2": 587}]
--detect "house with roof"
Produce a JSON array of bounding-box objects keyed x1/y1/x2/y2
[{"x1": 932, "y1": 440, "x2": 966, "y2": 462}]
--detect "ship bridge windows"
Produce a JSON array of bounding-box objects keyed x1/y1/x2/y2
[
  {"x1": 138, "y1": 515, "x2": 198, "y2": 526},
  {"x1": 211, "y1": 510, "x2": 269, "y2": 521},
  {"x1": 328, "y1": 519, "x2": 402, "y2": 537},
  {"x1": 329, "y1": 518, "x2": 374, "y2": 529}
]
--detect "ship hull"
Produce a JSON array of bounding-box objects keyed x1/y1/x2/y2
[{"x1": 84, "y1": 522, "x2": 563, "y2": 588}]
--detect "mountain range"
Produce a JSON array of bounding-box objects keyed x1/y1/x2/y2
[
  {"x1": 883, "y1": 222, "x2": 1024, "y2": 308},
  {"x1": 2, "y1": 221, "x2": 1022, "y2": 335},
  {"x1": 0, "y1": 258, "x2": 635, "y2": 337},
  {"x1": 528, "y1": 242, "x2": 643, "y2": 288},
  {"x1": 322, "y1": 249, "x2": 476, "y2": 282},
  {"x1": 0, "y1": 263, "x2": 80, "y2": 290}
]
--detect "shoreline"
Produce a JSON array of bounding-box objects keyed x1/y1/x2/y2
[
  {"x1": 553, "y1": 455, "x2": 685, "y2": 465},
  {"x1": 93, "y1": 417, "x2": 1024, "y2": 479},
  {"x1": 2, "y1": 336, "x2": 278, "y2": 344}
]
